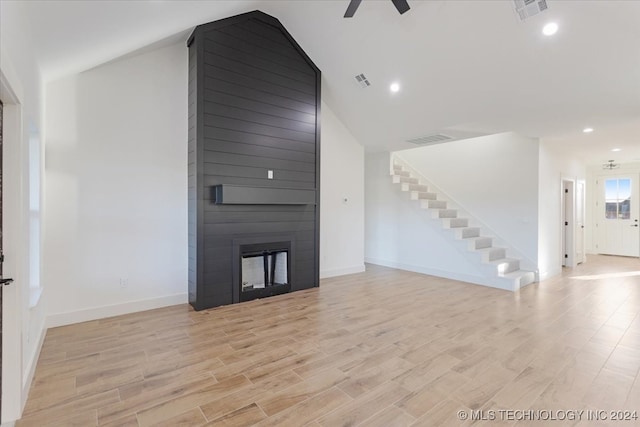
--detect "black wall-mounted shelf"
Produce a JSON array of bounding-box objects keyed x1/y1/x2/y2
[{"x1": 213, "y1": 184, "x2": 316, "y2": 205}]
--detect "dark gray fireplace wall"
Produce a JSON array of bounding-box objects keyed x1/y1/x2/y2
[{"x1": 187, "y1": 11, "x2": 321, "y2": 310}]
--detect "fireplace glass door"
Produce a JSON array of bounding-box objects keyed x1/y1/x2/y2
[
  {"x1": 239, "y1": 243, "x2": 290, "y2": 302},
  {"x1": 241, "y1": 249, "x2": 288, "y2": 291}
]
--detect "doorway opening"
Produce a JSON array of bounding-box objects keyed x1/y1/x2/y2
[
  {"x1": 576, "y1": 180, "x2": 586, "y2": 264},
  {"x1": 562, "y1": 179, "x2": 575, "y2": 267},
  {"x1": 562, "y1": 178, "x2": 586, "y2": 268},
  {"x1": 1, "y1": 71, "x2": 24, "y2": 424},
  {"x1": 0, "y1": 98, "x2": 3, "y2": 424}
]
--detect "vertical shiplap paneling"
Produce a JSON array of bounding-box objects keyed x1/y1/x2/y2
[
  {"x1": 187, "y1": 43, "x2": 198, "y2": 307},
  {"x1": 188, "y1": 12, "x2": 320, "y2": 310}
]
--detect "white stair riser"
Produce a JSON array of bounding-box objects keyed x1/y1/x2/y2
[
  {"x1": 468, "y1": 237, "x2": 492, "y2": 250},
  {"x1": 497, "y1": 270, "x2": 536, "y2": 291},
  {"x1": 419, "y1": 199, "x2": 446, "y2": 209},
  {"x1": 392, "y1": 175, "x2": 419, "y2": 184},
  {"x1": 495, "y1": 259, "x2": 520, "y2": 274},
  {"x1": 517, "y1": 272, "x2": 536, "y2": 287},
  {"x1": 443, "y1": 218, "x2": 469, "y2": 228},
  {"x1": 500, "y1": 271, "x2": 536, "y2": 290},
  {"x1": 401, "y1": 183, "x2": 429, "y2": 192},
  {"x1": 478, "y1": 247, "x2": 506, "y2": 262},
  {"x1": 455, "y1": 227, "x2": 480, "y2": 239},
  {"x1": 413, "y1": 192, "x2": 438, "y2": 201},
  {"x1": 434, "y1": 209, "x2": 457, "y2": 219},
  {"x1": 489, "y1": 248, "x2": 506, "y2": 261}
]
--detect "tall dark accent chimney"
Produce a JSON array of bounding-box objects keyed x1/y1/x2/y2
[{"x1": 187, "y1": 11, "x2": 321, "y2": 310}]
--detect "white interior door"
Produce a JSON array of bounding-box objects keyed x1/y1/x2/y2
[
  {"x1": 576, "y1": 180, "x2": 586, "y2": 264},
  {"x1": 563, "y1": 180, "x2": 575, "y2": 267},
  {"x1": 597, "y1": 174, "x2": 640, "y2": 257}
]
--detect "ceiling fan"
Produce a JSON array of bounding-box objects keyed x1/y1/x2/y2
[{"x1": 344, "y1": 0, "x2": 410, "y2": 18}]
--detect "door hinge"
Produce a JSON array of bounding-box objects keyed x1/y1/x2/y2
[
  {"x1": 565, "y1": 221, "x2": 568, "y2": 226},
  {"x1": 565, "y1": 254, "x2": 568, "y2": 258}
]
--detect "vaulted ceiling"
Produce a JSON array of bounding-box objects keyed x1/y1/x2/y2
[{"x1": 3, "y1": 0, "x2": 639, "y2": 165}]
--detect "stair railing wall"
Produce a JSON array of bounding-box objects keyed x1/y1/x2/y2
[{"x1": 392, "y1": 152, "x2": 539, "y2": 277}]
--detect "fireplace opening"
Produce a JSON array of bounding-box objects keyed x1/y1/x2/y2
[{"x1": 239, "y1": 241, "x2": 291, "y2": 302}]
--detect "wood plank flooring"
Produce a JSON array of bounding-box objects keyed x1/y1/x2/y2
[{"x1": 17, "y1": 255, "x2": 640, "y2": 426}]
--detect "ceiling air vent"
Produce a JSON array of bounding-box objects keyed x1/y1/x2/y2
[
  {"x1": 354, "y1": 73, "x2": 371, "y2": 88},
  {"x1": 514, "y1": 0, "x2": 548, "y2": 21},
  {"x1": 406, "y1": 134, "x2": 454, "y2": 146}
]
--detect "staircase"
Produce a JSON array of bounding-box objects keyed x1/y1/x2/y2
[{"x1": 391, "y1": 161, "x2": 536, "y2": 291}]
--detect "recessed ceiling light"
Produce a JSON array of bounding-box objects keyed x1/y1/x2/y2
[
  {"x1": 390, "y1": 82, "x2": 400, "y2": 93},
  {"x1": 611, "y1": 148, "x2": 622, "y2": 152},
  {"x1": 583, "y1": 127, "x2": 594, "y2": 133},
  {"x1": 542, "y1": 22, "x2": 558, "y2": 36}
]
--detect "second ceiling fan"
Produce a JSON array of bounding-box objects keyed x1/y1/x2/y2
[{"x1": 344, "y1": 0, "x2": 411, "y2": 18}]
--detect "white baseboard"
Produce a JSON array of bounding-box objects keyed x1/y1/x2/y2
[
  {"x1": 320, "y1": 264, "x2": 366, "y2": 279},
  {"x1": 364, "y1": 257, "x2": 515, "y2": 291},
  {"x1": 22, "y1": 320, "x2": 46, "y2": 410},
  {"x1": 365, "y1": 257, "x2": 485, "y2": 284},
  {"x1": 538, "y1": 267, "x2": 562, "y2": 282},
  {"x1": 46, "y1": 293, "x2": 188, "y2": 328}
]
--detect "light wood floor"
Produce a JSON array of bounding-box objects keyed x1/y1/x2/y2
[{"x1": 16, "y1": 255, "x2": 640, "y2": 426}]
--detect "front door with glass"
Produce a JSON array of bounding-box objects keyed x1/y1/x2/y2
[{"x1": 597, "y1": 175, "x2": 640, "y2": 257}]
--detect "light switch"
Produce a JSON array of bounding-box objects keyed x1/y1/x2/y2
[{"x1": 268, "y1": 170, "x2": 274, "y2": 179}]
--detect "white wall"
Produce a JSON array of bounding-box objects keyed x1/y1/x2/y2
[
  {"x1": 373, "y1": 133, "x2": 586, "y2": 283},
  {"x1": 538, "y1": 140, "x2": 586, "y2": 279},
  {"x1": 1, "y1": 1, "x2": 47, "y2": 422},
  {"x1": 365, "y1": 132, "x2": 543, "y2": 285},
  {"x1": 44, "y1": 43, "x2": 189, "y2": 327},
  {"x1": 43, "y1": 43, "x2": 366, "y2": 326},
  {"x1": 394, "y1": 132, "x2": 540, "y2": 270},
  {"x1": 365, "y1": 151, "x2": 489, "y2": 283},
  {"x1": 320, "y1": 100, "x2": 365, "y2": 278}
]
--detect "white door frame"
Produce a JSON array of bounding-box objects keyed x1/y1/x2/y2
[
  {"x1": 562, "y1": 178, "x2": 576, "y2": 267},
  {"x1": 576, "y1": 180, "x2": 586, "y2": 264},
  {"x1": 1, "y1": 68, "x2": 26, "y2": 425}
]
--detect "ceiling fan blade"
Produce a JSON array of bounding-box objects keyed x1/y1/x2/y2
[
  {"x1": 344, "y1": 0, "x2": 363, "y2": 18},
  {"x1": 391, "y1": 0, "x2": 410, "y2": 14}
]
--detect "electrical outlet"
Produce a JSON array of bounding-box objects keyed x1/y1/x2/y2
[{"x1": 268, "y1": 170, "x2": 274, "y2": 179}]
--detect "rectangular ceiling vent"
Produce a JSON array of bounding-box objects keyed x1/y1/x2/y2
[
  {"x1": 514, "y1": 0, "x2": 548, "y2": 21},
  {"x1": 406, "y1": 134, "x2": 454, "y2": 146},
  {"x1": 354, "y1": 73, "x2": 371, "y2": 88}
]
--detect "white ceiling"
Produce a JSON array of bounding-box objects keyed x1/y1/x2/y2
[{"x1": 5, "y1": 0, "x2": 640, "y2": 165}]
